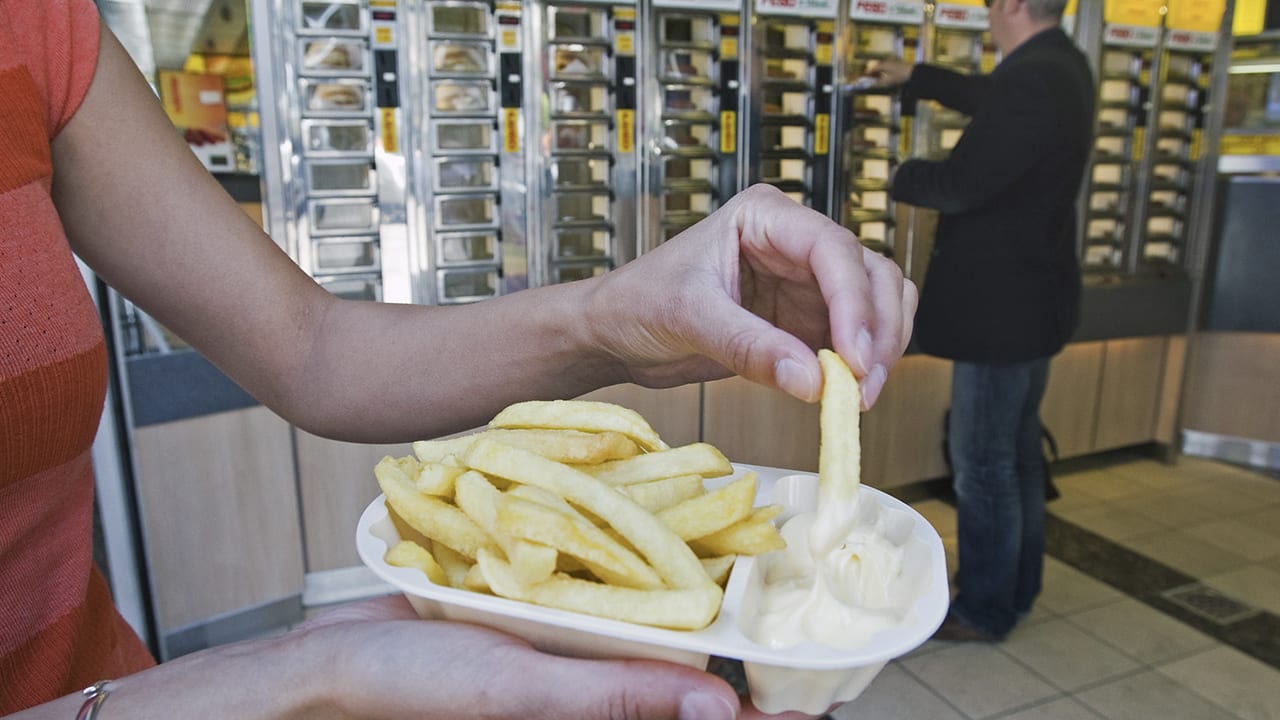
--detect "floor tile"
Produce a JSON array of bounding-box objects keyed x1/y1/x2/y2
[
  {"x1": 1120, "y1": 529, "x2": 1251, "y2": 578},
  {"x1": 1052, "y1": 504, "x2": 1171, "y2": 542},
  {"x1": 1074, "y1": 670, "x2": 1239, "y2": 720},
  {"x1": 1066, "y1": 598, "x2": 1215, "y2": 665},
  {"x1": 1036, "y1": 558, "x2": 1125, "y2": 615},
  {"x1": 999, "y1": 618, "x2": 1140, "y2": 691},
  {"x1": 1124, "y1": 492, "x2": 1233, "y2": 528},
  {"x1": 1171, "y1": 485, "x2": 1272, "y2": 519},
  {"x1": 1185, "y1": 517, "x2": 1280, "y2": 563},
  {"x1": 901, "y1": 643, "x2": 1058, "y2": 719},
  {"x1": 1203, "y1": 565, "x2": 1280, "y2": 616},
  {"x1": 1236, "y1": 506, "x2": 1280, "y2": 540},
  {"x1": 995, "y1": 696, "x2": 1105, "y2": 720},
  {"x1": 1052, "y1": 471, "x2": 1150, "y2": 502},
  {"x1": 830, "y1": 663, "x2": 966, "y2": 720},
  {"x1": 1157, "y1": 645, "x2": 1280, "y2": 720}
]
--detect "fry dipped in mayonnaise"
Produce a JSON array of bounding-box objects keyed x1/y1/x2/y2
[{"x1": 750, "y1": 350, "x2": 908, "y2": 650}]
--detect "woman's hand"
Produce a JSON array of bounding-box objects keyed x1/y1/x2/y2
[
  {"x1": 586, "y1": 185, "x2": 916, "y2": 409},
  {"x1": 293, "y1": 595, "x2": 825, "y2": 720}
]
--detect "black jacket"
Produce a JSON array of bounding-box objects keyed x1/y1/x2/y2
[{"x1": 891, "y1": 28, "x2": 1094, "y2": 363}]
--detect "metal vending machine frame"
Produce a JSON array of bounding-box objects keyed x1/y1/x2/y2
[
  {"x1": 641, "y1": 0, "x2": 746, "y2": 246},
  {"x1": 528, "y1": 0, "x2": 642, "y2": 285},
  {"x1": 745, "y1": 0, "x2": 842, "y2": 216},
  {"x1": 838, "y1": 0, "x2": 925, "y2": 268},
  {"x1": 255, "y1": 0, "x2": 410, "y2": 303}
]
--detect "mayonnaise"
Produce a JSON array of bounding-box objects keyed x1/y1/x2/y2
[{"x1": 750, "y1": 492, "x2": 908, "y2": 650}]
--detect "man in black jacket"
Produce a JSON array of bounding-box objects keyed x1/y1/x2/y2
[{"x1": 870, "y1": 0, "x2": 1093, "y2": 641}]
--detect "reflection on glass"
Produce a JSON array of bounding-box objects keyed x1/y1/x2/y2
[
  {"x1": 556, "y1": 193, "x2": 609, "y2": 222},
  {"x1": 305, "y1": 122, "x2": 371, "y2": 153},
  {"x1": 437, "y1": 122, "x2": 492, "y2": 151},
  {"x1": 552, "y1": 84, "x2": 606, "y2": 114},
  {"x1": 442, "y1": 270, "x2": 497, "y2": 299},
  {"x1": 555, "y1": 157, "x2": 608, "y2": 186},
  {"x1": 663, "y1": 121, "x2": 710, "y2": 150},
  {"x1": 439, "y1": 196, "x2": 495, "y2": 226},
  {"x1": 302, "y1": 2, "x2": 362, "y2": 32},
  {"x1": 437, "y1": 159, "x2": 495, "y2": 189},
  {"x1": 440, "y1": 233, "x2": 497, "y2": 262},
  {"x1": 553, "y1": 121, "x2": 607, "y2": 151},
  {"x1": 554, "y1": 45, "x2": 606, "y2": 76},
  {"x1": 665, "y1": 156, "x2": 712, "y2": 180},
  {"x1": 434, "y1": 82, "x2": 492, "y2": 112},
  {"x1": 305, "y1": 81, "x2": 367, "y2": 112},
  {"x1": 312, "y1": 200, "x2": 376, "y2": 231},
  {"x1": 433, "y1": 43, "x2": 489, "y2": 73},
  {"x1": 322, "y1": 276, "x2": 379, "y2": 301},
  {"x1": 309, "y1": 162, "x2": 373, "y2": 192},
  {"x1": 315, "y1": 240, "x2": 377, "y2": 269},
  {"x1": 303, "y1": 39, "x2": 366, "y2": 72},
  {"x1": 432, "y1": 5, "x2": 489, "y2": 35},
  {"x1": 551, "y1": 8, "x2": 605, "y2": 39},
  {"x1": 662, "y1": 15, "x2": 712, "y2": 44},
  {"x1": 556, "y1": 228, "x2": 608, "y2": 257},
  {"x1": 663, "y1": 49, "x2": 711, "y2": 79}
]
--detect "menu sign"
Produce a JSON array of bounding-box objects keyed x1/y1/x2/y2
[
  {"x1": 756, "y1": 0, "x2": 839, "y2": 18},
  {"x1": 1165, "y1": 29, "x2": 1217, "y2": 51},
  {"x1": 848, "y1": 0, "x2": 925, "y2": 23},
  {"x1": 933, "y1": 2, "x2": 988, "y2": 29}
]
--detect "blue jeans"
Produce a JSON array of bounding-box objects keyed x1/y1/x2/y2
[{"x1": 948, "y1": 357, "x2": 1052, "y2": 638}]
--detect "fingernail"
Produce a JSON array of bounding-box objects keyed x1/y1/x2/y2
[
  {"x1": 679, "y1": 691, "x2": 737, "y2": 720},
  {"x1": 854, "y1": 328, "x2": 874, "y2": 375},
  {"x1": 862, "y1": 364, "x2": 888, "y2": 409},
  {"x1": 775, "y1": 357, "x2": 818, "y2": 402}
]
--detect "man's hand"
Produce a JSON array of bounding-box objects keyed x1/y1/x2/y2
[{"x1": 865, "y1": 58, "x2": 914, "y2": 87}]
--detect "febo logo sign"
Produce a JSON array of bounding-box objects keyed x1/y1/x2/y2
[
  {"x1": 762, "y1": 0, "x2": 798, "y2": 6},
  {"x1": 1110, "y1": 26, "x2": 1133, "y2": 39},
  {"x1": 938, "y1": 6, "x2": 967, "y2": 20},
  {"x1": 856, "y1": 0, "x2": 887, "y2": 13},
  {"x1": 1171, "y1": 32, "x2": 1191, "y2": 43}
]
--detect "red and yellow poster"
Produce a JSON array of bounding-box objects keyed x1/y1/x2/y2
[{"x1": 158, "y1": 71, "x2": 234, "y2": 173}]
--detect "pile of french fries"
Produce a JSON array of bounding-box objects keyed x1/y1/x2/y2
[{"x1": 375, "y1": 400, "x2": 785, "y2": 631}]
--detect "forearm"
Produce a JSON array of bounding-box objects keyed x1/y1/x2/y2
[
  {"x1": 279, "y1": 279, "x2": 624, "y2": 443},
  {"x1": 7, "y1": 634, "x2": 325, "y2": 720}
]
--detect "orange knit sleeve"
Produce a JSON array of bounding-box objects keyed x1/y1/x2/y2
[{"x1": 4, "y1": 0, "x2": 102, "y2": 139}]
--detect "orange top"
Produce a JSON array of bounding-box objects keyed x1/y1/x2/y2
[{"x1": 0, "y1": 0, "x2": 156, "y2": 711}]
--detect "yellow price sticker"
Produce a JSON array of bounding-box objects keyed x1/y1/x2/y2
[
  {"x1": 720, "y1": 111, "x2": 737, "y2": 154},
  {"x1": 815, "y1": 114, "x2": 830, "y2": 155},
  {"x1": 380, "y1": 108, "x2": 399, "y2": 153},
  {"x1": 618, "y1": 110, "x2": 635, "y2": 154}
]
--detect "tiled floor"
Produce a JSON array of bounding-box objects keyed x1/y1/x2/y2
[{"x1": 831, "y1": 450, "x2": 1280, "y2": 720}]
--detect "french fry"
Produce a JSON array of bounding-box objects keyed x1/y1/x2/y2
[
  {"x1": 656, "y1": 473, "x2": 758, "y2": 541},
  {"x1": 620, "y1": 474, "x2": 705, "y2": 514},
  {"x1": 477, "y1": 549, "x2": 721, "y2": 630},
  {"x1": 818, "y1": 349, "x2": 862, "y2": 504},
  {"x1": 384, "y1": 540, "x2": 448, "y2": 586},
  {"x1": 454, "y1": 471, "x2": 557, "y2": 586},
  {"x1": 497, "y1": 492, "x2": 664, "y2": 590},
  {"x1": 415, "y1": 428, "x2": 641, "y2": 466},
  {"x1": 689, "y1": 505, "x2": 786, "y2": 557},
  {"x1": 462, "y1": 438, "x2": 716, "y2": 595},
  {"x1": 490, "y1": 400, "x2": 669, "y2": 452},
  {"x1": 432, "y1": 540, "x2": 473, "y2": 588},
  {"x1": 414, "y1": 462, "x2": 466, "y2": 497},
  {"x1": 700, "y1": 555, "x2": 737, "y2": 587},
  {"x1": 376, "y1": 456, "x2": 499, "y2": 560},
  {"x1": 579, "y1": 443, "x2": 733, "y2": 486}
]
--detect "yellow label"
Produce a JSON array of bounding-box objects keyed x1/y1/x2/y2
[
  {"x1": 503, "y1": 108, "x2": 521, "y2": 153},
  {"x1": 497, "y1": 1, "x2": 521, "y2": 11},
  {"x1": 816, "y1": 43, "x2": 833, "y2": 66},
  {"x1": 721, "y1": 37, "x2": 738, "y2": 59},
  {"x1": 375, "y1": 26, "x2": 393, "y2": 44},
  {"x1": 501, "y1": 29, "x2": 518, "y2": 49},
  {"x1": 370, "y1": 0, "x2": 396, "y2": 6},
  {"x1": 1234, "y1": 0, "x2": 1266, "y2": 34},
  {"x1": 380, "y1": 108, "x2": 398, "y2": 153},
  {"x1": 1132, "y1": 126, "x2": 1145, "y2": 161},
  {"x1": 815, "y1": 114, "x2": 829, "y2": 155},
  {"x1": 720, "y1": 111, "x2": 737, "y2": 154},
  {"x1": 618, "y1": 109, "x2": 634, "y2": 154},
  {"x1": 615, "y1": 7, "x2": 636, "y2": 19},
  {"x1": 617, "y1": 34, "x2": 634, "y2": 55},
  {"x1": 1218, "y1": 133, "x2": 1280, "y2": 155}
]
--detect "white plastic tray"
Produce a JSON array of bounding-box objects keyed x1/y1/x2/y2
[{"x1": 356, "y1": 463, "x2": 949, "y2": 714}]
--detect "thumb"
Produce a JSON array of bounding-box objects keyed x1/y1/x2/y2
[
  {"x1": 694, "y1": 295, "x2": 822, "y2": 403},
  {"x1": 518, "y1": 655, "x2": 742, "y2": 720}
]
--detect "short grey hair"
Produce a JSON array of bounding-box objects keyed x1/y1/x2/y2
[{"x1": 1025, "y1": 0, "x2": 1068, "y2": 21}]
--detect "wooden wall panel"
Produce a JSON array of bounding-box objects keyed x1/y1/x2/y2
[
  {"x1": 862, "y1": 354, "x2": 953, "y2": 488},
  {"x1": 1155, "y1": 335, "x2": 1187, "y2": 445},
  {"x1": 294, "y1": 433, "x2": 412, "y2": 572},
  {"x1": 132, "y1": 407, "x2": 303, "y2": 631},
  {"x1": 1183, "y1": 332, "x2": 1280, "y2": 443},
  {"x1": 702, "y1": 377, "x2": 820, "y2": 473},
  {"x1": 1041, "y1": 341, "x2": 1105, "y2": 459},
  {"x1": 1094, "y1": 336, "x2": 1167, "y2": 451}
]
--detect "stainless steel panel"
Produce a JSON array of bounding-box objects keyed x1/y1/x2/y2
[
  {"x1": 313, "y1": 237, "x2": 381, "y2": 271},
  {"x1": 309, "y1": 198, "x2": 379, "y2": 235},
  {"x1": 432, "y1": 120, "x2": 498, "y2": 153},
  {"x1": 306, "y1": 160, "x2": 377, "y2": 195},
  {"x1": 434, "y1": 157, "x2": 498, "y2": 192},
  {"x1": 302, "y1": 120, "x2": 375, "y2": 155}
]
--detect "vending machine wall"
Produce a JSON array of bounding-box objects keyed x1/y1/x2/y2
[
  {"x1": 745, "y1": 0, "x2": 841, "y2": 215},
  {"x1": 529, "y1": 0, "x2": 641, "y2": 284},
  {"x1": 642, "y1": 0, "x2": 745, "y2": 244},
  {"x1": 838, "y1": 0, "x2": 924, "y2": 262},
  {"x1": 1080, "y1": 22, "x2": 1160, "y2": 273},
  {"x1": 410, "y1": 0, "x2": 530, "y2": 303},
  {"x1": 917, "y1": 1, "x2": 989, "y2": 158},
  {"x1": 1136, "y1": 29, "x2": 1217, "y2": 273}
]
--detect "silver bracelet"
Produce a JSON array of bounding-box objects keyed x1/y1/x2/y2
[{"x1": 75, "y1": 680, "x2": 113, "y2": 720}]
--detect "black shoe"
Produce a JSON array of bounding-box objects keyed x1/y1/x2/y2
[{"x1": 931, "y1": 612, "x2": 1000, "y2": 643}]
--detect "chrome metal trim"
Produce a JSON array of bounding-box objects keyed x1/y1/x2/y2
[
  {"x1": 1182, "y1": 430, "x2": 1280, "y2": 472},
  {"x1": 303, "y1": 566, "x2": 396, "y2": 608}
]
